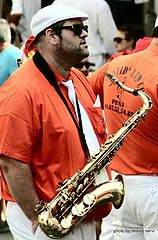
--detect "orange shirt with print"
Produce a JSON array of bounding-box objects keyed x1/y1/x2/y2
[{"x1": 89, "y1": 43, "x2": 158, "y2": 175}]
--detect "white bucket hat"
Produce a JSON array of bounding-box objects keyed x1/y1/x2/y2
[{"x1": 30, "y1": 4, "x2": 89, "y2": 37}]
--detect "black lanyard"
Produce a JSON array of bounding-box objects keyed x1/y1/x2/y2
[{"x1": 33, "y1": 51, "x2": 90, "y2": 160}]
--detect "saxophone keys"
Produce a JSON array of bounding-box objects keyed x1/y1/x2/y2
[
  {"x1": 83, "y1": 177, "x2": 89, "y2": 186},
  {"x1": 60, "y1": 216, "x2": 72, "y2": 229},
  {"x1": 71, "y1": 194, "x2": 96, "y2": 217},
  {"x1": 83, "y1": 193, "x2": 96, "y2": 207},
  {"x1": 47, "y1": 217, "x2": 59, "y2": 229},
  {"x1": 76, "y1": 184, "x2": 83, "y2": 194},
  {"x1": 71, "y1": 203, "x2": 86, "y2": 217}
]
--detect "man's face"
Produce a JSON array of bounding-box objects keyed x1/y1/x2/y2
[
  {"x1": 57, "y1": 19, "x2": 89, "y2": 62},
  {"x1": 113, "y1": 30, "x2": 131, "y2": 52},
  {"x1": 74, "y1": 57, "x2": 91, "y2": 76}
]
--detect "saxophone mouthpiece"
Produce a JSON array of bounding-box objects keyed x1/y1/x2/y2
[
  {"x1": 105, "y1": 72, "x2": 118, "y2": 85},
  {"x1": 105, "y1": 72, "x2": 113, "y2": 79}
]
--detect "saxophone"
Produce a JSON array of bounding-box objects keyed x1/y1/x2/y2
[{"x1": 35, "y1": 73, "x2": 152, "y2": 239}]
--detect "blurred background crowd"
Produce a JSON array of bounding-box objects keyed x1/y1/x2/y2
[{"x1": 0, "y1": 0, "x2": 158, "y2": 74}]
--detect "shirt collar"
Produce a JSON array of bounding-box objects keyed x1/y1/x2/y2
[{"x1": 48, "y1": 65, "x2": 73, "y2": 85}]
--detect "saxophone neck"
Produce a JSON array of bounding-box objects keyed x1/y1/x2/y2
[{"x1": 105, "y1": 72, "x2": 152, "y2": 112}]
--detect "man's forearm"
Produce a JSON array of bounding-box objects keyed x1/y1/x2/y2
[{"x1": 0, "y1": 155, "x2": 39, "y2": 224}]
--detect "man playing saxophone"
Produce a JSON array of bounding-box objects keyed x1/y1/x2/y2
[
  {"x1": 0, "y1": 4, "x2": 115, "y2": 240},
  {"x1": 88, "y1": 18, "x2": 158, "y2": 240}
]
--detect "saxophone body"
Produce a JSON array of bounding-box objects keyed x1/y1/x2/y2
[{"x1": 35, "y1": 73, "x2": 152, "y2": 239}]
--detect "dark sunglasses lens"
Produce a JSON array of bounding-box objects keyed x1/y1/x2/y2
[
  {"x1": 83, "y1": 25, "x2": 88, "y2": 33},
  {"x1": 73, "y1": 25, "x2": 88, "y2": 36},
  {"x1": 84, "y1": 62, "x2": 91, "y2": 68},
  {"x1": 74, "y1": 63, "x2": 83, "y2": 68},
  {"x1": 74, "y1": 62, "x2": 90, "y2": 69},
  {"x1": 113, "y1": 37, "x2": 123, "y2": 43}
]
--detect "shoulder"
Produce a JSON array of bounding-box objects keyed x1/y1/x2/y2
[
  {"x1": 71, "y1": 67, "x2": 89, "y2": 84},
  {"x1": 3, "y1": 46, "x2": 22, "y2": 65},
  {"x1": 88, "y1": 63, "x2": 109, "y2": 82},
  {"x1": 71, "y1": 67, "x2": 95, "y2": 91},
  {"x1": 3, "y1": 60, "x2": 40, "y2": 92},
  {"x1": 8, "y1": 45, "x2": 22, "y2": 55}
]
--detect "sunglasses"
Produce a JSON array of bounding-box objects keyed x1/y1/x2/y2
[
  {"x1": 113, "y1": 37, "x2": 126, "y2": 44},
  {"x1": 74, "y1": 61, "x2": 95, "y2": 69},
  {"x1": 53, "y1": 24, "x2": 88, "y2": 36}
]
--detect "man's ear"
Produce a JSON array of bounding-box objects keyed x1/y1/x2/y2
[{"x1": 45, "y1": 28, "x2": 59, "y2": 44}]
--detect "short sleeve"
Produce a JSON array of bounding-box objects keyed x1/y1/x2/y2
[{"x1": 0, "y1": 89, "x2": 34, "y2": 163}]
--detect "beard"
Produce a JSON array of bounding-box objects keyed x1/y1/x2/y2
[{"x1": 58, "y1": 38, "x2": 89, "y2": 64}]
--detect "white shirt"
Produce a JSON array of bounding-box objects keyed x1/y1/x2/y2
[
  {"x1": 62, "y1": 80, "x2": 108, "y2": 184},
  {"x1": 11, "y1": 0, "x2": 41, "y2": 43}
]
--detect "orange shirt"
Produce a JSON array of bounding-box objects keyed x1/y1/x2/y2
[
  {"x1": 0, "y1": 59, "x2": 107, "y2": 204},
  {"x1": 89, "y1": 43, "x2": 158, "y2": 175}
]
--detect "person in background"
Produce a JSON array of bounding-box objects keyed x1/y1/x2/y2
[
  {"x1": 95, "y1": 34, "x2": 152, "y2": 240},
  {"x1": 0, "y1": 4, "x2": 112, "y2": 240},
  {"x1": 9, "y1": 0, "x2": 58, "y2": 46},
  {"x1": 53, "y1": 0, "x2": 117, "y2": 70},
  {"x1": 2, "y1": 0, "x2": 21, "y2": 47},
  {"x1": 88, "y1": 17, "x2": 158, "y2": 240},
  {"x1": 114, "y1": 24, "x2": 145, "y2": 52},
  {"x1": 0, "y1": 18, "x2": 22, "y2": 85},
  {"x1": 108, "y1": 23, "x2": 145, "y2": 61},
  {"x1": 73, "y1": 57, "x2": 95, "y2": 76},
  {"x1": 9, "y1": 0, "x2": 41, "y2": 45}
]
